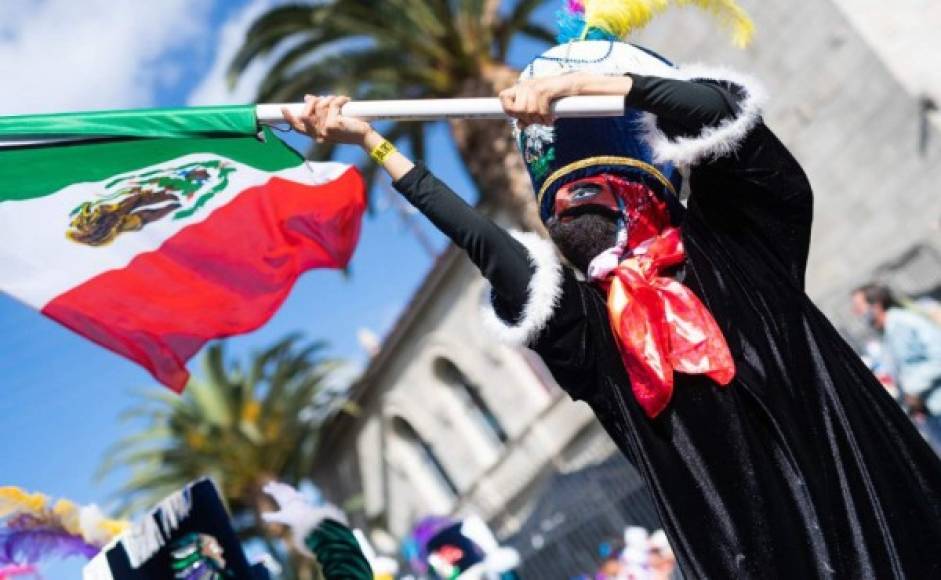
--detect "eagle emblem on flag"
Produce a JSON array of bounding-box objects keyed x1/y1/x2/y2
[{"x1": 66, "y1": 159, "x2": 235, "y2": 246}]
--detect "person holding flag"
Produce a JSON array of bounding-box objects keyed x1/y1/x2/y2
[{"x1": 282, "y1": 0, "x2": 941, "y2": 577}]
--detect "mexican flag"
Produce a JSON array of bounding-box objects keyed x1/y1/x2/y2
[{"x1": 0, "y1": 106, "x2": 365, "y2": 391}]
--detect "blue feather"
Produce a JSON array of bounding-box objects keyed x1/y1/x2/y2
[
  {"x1": 556, "y1": 7, "x2": 622, "y2": 42},
  {"x1": 0, "y1": 528, "x2": 99, "y2": 565}
]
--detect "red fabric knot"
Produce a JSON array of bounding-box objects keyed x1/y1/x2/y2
[{"x1": 603, "y1": 226, "x2": 735, "y2": 418}]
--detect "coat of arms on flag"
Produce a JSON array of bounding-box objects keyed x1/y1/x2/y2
[
  {"x1": 67, "y1": 158, "x2": 236, "y2": 246},
  {"x1": 0, "y1": 106, "x2": 366, "y2": 391}
]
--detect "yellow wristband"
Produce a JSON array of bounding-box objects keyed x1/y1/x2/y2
[{"x1": 369, "y1": 140, "x2": 396, "y2": 164}]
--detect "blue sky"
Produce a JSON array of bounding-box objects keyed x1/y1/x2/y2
[{"x1": 0, "y1": 0, "x2": 554, "y2": 576}]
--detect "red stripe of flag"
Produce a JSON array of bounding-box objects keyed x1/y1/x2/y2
[{"x1": 42, "y1": 168, "x2": 365, "y2": 391}]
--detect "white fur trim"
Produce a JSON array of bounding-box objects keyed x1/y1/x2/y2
[
  {"x1": 480, "y1": 231, "x2": 563, "y2": 347},
  {"x1": 638, "y1": 65, "x2": 767, "y2": 168},
  {"x1": 122, "y1": 486, "x2": 193, "y2": 568}
]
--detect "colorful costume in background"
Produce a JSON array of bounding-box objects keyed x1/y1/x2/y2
[
  {"x1": 82, "y1": 479, "x2": 270, "y2": 580},
  {"x1": 406, "y1": 515, "x2": 519, "y2": 579},
  {"x1": 262, "y1": 481, "x2": 377, "y2": 580},
  {"x1": 0, "y1": 486, "x2": 127, "y2": 572},
  {"x1": 391, "y1": 1, "x2": 941, "y2": 577}
]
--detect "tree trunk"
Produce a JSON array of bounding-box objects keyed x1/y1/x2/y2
[{"x1": 449, "y1": 62, "x2": 546, "y2": 233}]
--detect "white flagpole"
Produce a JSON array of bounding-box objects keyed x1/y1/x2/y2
[{"x1": 255, "y1": 95, "x2": 625, "y2": 123}]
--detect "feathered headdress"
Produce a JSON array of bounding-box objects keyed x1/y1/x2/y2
[
  {"x1": 558, "y1": 0, "x2": 754, "y2": 47},
  {"x1": 0, "y1": 487, "x2": 128, "y2": 567}
]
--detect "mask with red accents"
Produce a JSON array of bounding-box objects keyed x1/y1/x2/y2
[{"x1": 554, "y1": 173, "x2": 672, "y2": 256}]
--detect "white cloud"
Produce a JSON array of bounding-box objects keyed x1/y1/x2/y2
[
  {"x1": 0, "y1": 0, "x2": 213, "y2": 115},
  {"x1": 187, "y1": 0, "x2": 291, "y2": 107}
]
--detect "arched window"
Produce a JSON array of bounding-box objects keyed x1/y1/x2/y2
[
  {"x1": 391, "y1": 417, "x2": 459, "y2": 499},
  {"x1": 434, "y1": 358, "x2": 509, "y2": 445}
]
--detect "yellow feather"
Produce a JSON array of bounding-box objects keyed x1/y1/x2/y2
[
  {"x1": 0, "y1": 486, "x2": 48, "y2": 517},
  {"x1": 677, "y1": 0, "x2": 755, "y2": 47},
  {"x1": 580, "y1": 0, "x2": 754, "y2": 47},
  {"x1": 582, "y1": 0, "x2": 669, "y2": 40},
  {"x1": 53, "y1": 499, "x2": 82, "y2": 535},
  {"x1": 98, "y1": 518, "x2": 129, "y2": 538}
]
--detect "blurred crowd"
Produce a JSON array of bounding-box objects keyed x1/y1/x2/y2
[
  {"x1": 851, "y1": 283, "x2": 941, "y2": 453},
  {"x1": 575, "y1": 527, "x2": 678, "y2": 580}
]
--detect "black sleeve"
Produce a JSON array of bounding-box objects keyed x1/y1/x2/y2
[
  {"x1": 625, "y1": 74, "x2": 740, "y2": 138},
  {"x1": 626, "y1": 73, "x2": 814, "y2": 285},
  {"x1": 392, "y1": 163, "x2": 534, "y2": 319}
]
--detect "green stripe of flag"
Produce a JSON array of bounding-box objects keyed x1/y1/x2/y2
[
  {"x1": 0, "y1": 105, "x2": 258, "y2": 140},
  {"x1": 0, "y1": 127, "x2": 303, "y2": 201}
]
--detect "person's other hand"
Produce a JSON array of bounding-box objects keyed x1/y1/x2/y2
[
  {"x1": 282, "y1": 95, "x2": 374, "y2": 146},
  {"x1": 499, "y1": 72, "x2": 594, "y2": 127}
]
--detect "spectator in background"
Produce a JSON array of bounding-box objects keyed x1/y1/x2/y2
[
  {"x1": 853, "y1": 283, "x2": 941, "y2": 450},
  {"x1": 647, "y1": 530, "x2": 677, "y2": 580}
]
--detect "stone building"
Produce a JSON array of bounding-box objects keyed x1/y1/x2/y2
[{"x1": 311, "y1": 0, "x2": 940, "y2": 572}]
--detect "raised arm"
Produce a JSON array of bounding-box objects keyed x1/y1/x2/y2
[
  {"x1": 628, "y1": 73, "x2": 814, "y2": 285},
  {"x1": 625, "y1": 74, "x2": 739, "y2": 136},
  {"x1": 502, "y1": 70, "x2": 813, "y2": 284},
  {"x1": 282, "y1": 96, "x2": 537, "y2": 322}
]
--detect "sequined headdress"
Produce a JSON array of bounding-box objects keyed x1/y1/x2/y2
[{"x1": 518, "y1": 0, "x2": 755, "y2": 223}]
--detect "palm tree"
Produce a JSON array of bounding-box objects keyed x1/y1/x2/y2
[
  {"x1": 229, "y1": 0, "x2": 556, "y2": 231},
  {"x1": 98, "y1": 335, "x2": 345, "y2": 579}
]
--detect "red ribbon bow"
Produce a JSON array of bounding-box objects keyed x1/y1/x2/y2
[{"x1": 603, "y1": 226, "x2": 735, "y2": 417}]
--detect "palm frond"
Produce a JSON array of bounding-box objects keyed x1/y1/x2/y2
[
  {"x1": 258, "y1": 48, "x2": 442, "y2": 103},
  {"x1": 117, "y1": 404, "x2": 172, "y2": 424},
  {"x1": 126, "y1": 387, "x2": 183, "y2": 409},
  {"x1": 184, "y1": 378, "x2": 235, "y2": 428},
  {"x1": 203, "y1": 343, "x2": 237, "y2": 394},
  {"x1": 252, "y1": 37, "x2": 333, "y2": 97},
  {"x1": 104, "y1": 335, "x2": 345, "y2": 520},
  {"x1": 316, "y1": 2, "x2": 456, "y2": 65},
  {"x1": 227, "y1": 4, "x2": 326, "y2": 83}
]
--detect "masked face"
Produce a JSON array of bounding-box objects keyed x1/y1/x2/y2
[
  {"x1": 551, "y1": 174, "x2": 671, "y2": 254},
  {"x1": 554, "y1": 176, "x2": 620, "y2": 221}
]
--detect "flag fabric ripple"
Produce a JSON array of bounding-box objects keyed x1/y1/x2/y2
[{"x1": 0, "y1": 107, "x2": 366, "y2": 391}]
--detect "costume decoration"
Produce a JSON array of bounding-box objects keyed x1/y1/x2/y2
[
  {"x1": 168, "y1": 532, "x2": 228, "y2": 579},
  {"x1": 521, "y1": 0, "x2": 753, "y2": 223},
  {"x1": 601, "y1": 226, "x2": 734, "y2": 416},
  {"x1": 408, "y1": 516, "x2": 520, "y2": 580},
  {"x1": 564, "y1": 173, "x2": 735, "y2": 417},
  {"x1": 262, "y1": 481, "x2": 375, "y2": 580},
  {"x1": 83, "y1": 479, "x2": 267, "y2": 580},
  {"x1": 0, "y1": 487, "x2": 128, "y2": 568},
  {"x1": 558, "y1": 0, "x2": 754, "y2": 47},
  {"x1": 517, "y1": 18, "x2": 748, "y2": 413}
]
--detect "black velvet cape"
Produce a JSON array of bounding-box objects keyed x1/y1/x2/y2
[
  {"x1": 393, "y1": 76, "x2": 941, "y2": 578},
  {"x1": 528, "y1": 123, "x2": 941, "y2": 578}
]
